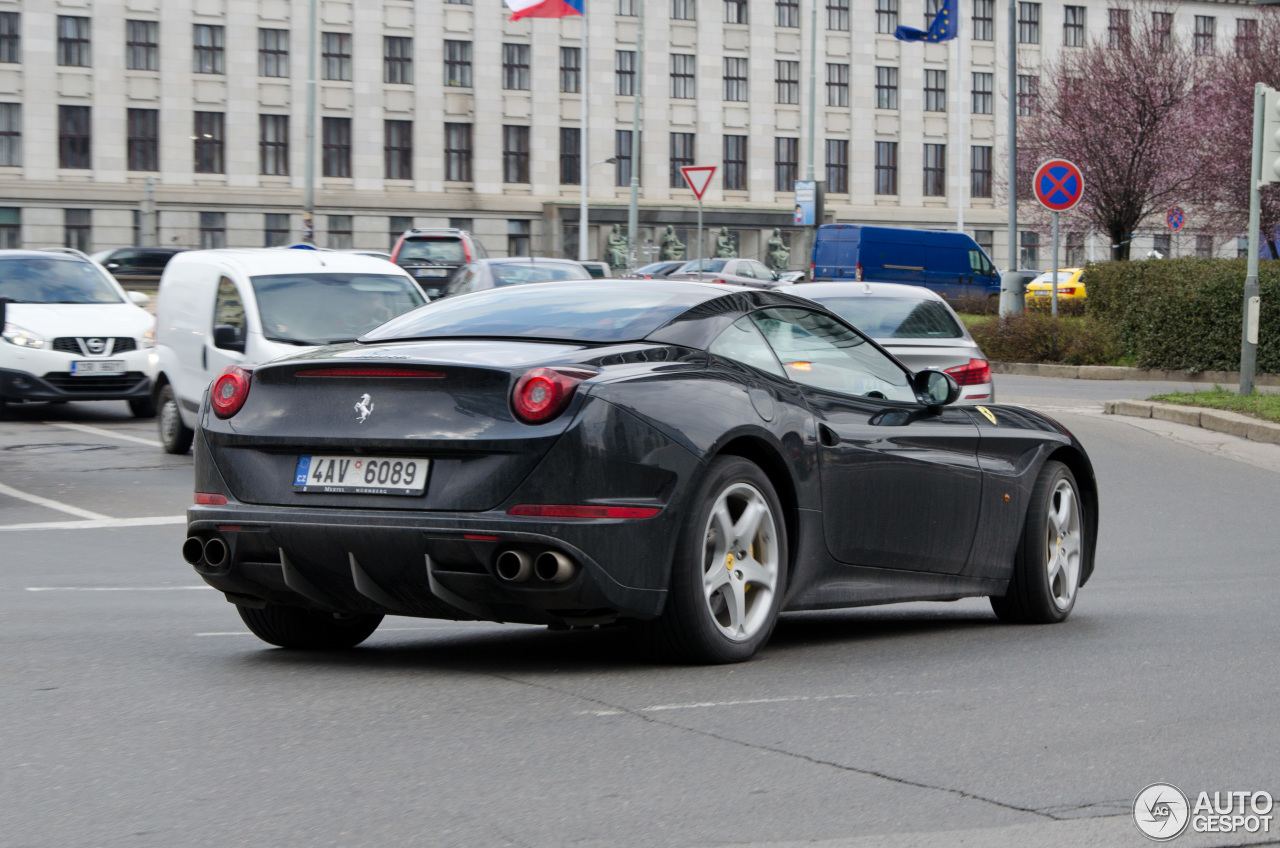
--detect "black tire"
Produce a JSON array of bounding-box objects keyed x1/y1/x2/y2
[
  {"x1": 631, "y1": 456, "x2": 788, "y2": 664},
  {"x1": 990, "y1": 460, "x2": 1084, "y2": 624},
  {"x1": 236, "y1": 604, "x2": 383, "y2": 650},
  {"x1": 128, "y1": 396, "x2": 156, "y2": 418},
  {"x1": 156, "y1": 383, "x2": 194, "y2": 454}
]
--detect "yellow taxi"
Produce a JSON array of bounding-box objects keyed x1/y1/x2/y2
[{"x1": 1025, "y1": 268, "x2": 1086, "y2": 304}]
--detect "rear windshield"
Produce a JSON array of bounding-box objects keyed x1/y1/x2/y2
[
  {"x1": 362, "y1": 282, "x2": 711, "y2": 344},
  {"x1": 491, "y1": 263, "x2": 592, "y2": 286},
  {"x1": 397, "y1": 238, "x2": 465, "y2": 264},
  {"x1": 250, "y1": 273, "x2": 426, "y2": 345},
  {"x1": 810, "y1": 296, "x2": 964, "y2": 339},
  {"x1": 0, "y1": 257, "x2": 122, "y2": 304}
]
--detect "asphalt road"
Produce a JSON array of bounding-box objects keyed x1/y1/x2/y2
[{"x1": 2, "y1": 383, "x2": 1277, "y2": 848}]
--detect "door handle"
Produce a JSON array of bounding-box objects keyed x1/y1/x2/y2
[{"x1": 818, "y1": 424, "x2": 840, "y2": 447}]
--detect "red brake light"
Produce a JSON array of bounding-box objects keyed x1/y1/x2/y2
[
  {"x1": 855, "y1": 263, "x2": 863, "y2": 281},
  {"x1": 511, "y1": 368, "x2": 592, "y2": 424},
  {"x1": 210, "y1": 366, "x2": 252, "y2": 418},
  {"x1": 1059, "y1": 287, "x2": 1076, "y2": 295},
  {"x1": 711, "y1": 278, "x2": 729, "y2": 284},
  {"x1": 508, "y1": 504, "x2": 661, "y2": 519},
  {"x1": 946, "y1": 358, "x2": 992, "y2": 387},
  {"x1": 296, "y1": 367, "x2": 445, "y2": 378},
  {"x1": 195, "y1": 493, "x2": 228, "y2": 505}
]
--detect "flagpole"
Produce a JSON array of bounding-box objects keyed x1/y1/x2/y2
[
  {"x1": 956, "y1": 2, "x2": 965, "y2": 233},
  {"x1": 626, "y1": 0, "x2": 643, "y2": 271},
  {"x1": 577, "y1": 4, "x2": 589, "y2": 261}
]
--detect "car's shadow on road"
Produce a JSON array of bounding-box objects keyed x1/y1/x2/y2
[{"x1": 1, "y1": 399, "x2": 137, "y2": 423}]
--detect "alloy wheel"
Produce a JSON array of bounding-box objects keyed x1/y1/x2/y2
[
  {"x1": 1045, "y1": 478, "x2": 1082, "y2": 610},
  {"x1": 701, "y1": 482, "x2": 780, "y2": 641}
]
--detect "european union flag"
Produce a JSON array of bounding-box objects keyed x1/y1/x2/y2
[{"x1": 895, "y1": 0, "x2": 958, "y2": 42}]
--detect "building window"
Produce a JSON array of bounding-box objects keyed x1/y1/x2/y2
[
  {"x1": 616, "y1": 50, "x2": 636, "y2": 95},
  {"x1": 1152, "y1": 12, "x2": 1171, "y2": 51},
  {"x1": 390, "y1": 216, "x2": 413, "y2": 249},
  {"x1": 445, "y1": 122, "x2": 472, "y2": 181},
  {"x1": 723, "y1": 135, "x2": 747, "y2": 190},
  {"x1": 384, "y1": 36, "x2": 412, "y2": 84},
  {"x1": 777, "y1": 0, "x2": 800, "y2": 28},
  {"x1": 502, "y1": 43, "x2": 531, "y2": 90},
  {"x1": 774, "y1": 137, "x2": 798, "y2": 191},
  {"x1": 875, "y1": 141, "x2": 898, "y2": 195},
  {"x1": 58, "y1": 16, "x2": 90, "y2": 67},
  {"x1": 560, "y1": 127, "x2": 581, "y2": 185},
  {"x1": 724, "y1": 57, "x2": 748, "y2": 101},
  {"x1": 618, "y1": 0, "x2": 636, "y2": 15},
  {"x1": 0, "y1": 103, "x2": 19, "y2": 167},
  {"x1": 0, "y1": 208, "x2": 19, "y2": 247},
  {"x1": 1196, "y1": 234, "x2": 1213, "y2": 258},
  {"x1": 926, "y1": 0, "x2": 943, "y2": 28},
  {"x1": 264, "y1": 213, "x2": 289, "y2": 248},
  {"x1": 126, "y1": 108, "x2": 157, "y2": 172},
  {"x1": 560, "y1": 46, "x2": 581, "y2": 93},
  {"x1": 193, "y1": 112, "x2": 224, "y2": 173},
  {"x1": 725, "y1": 0, "x2": 748, "y2": 24},
  {"x1": 322, "y1": 32, "x2": 351, "y2": 80},
  {"x1": 670, "y1": 54, "x2": 696, "y2": 99},
  {"x1": 826, "y1": 63, "x2": 849, "y2": 107},
  {"x1": 322, "y1": 117, "x2": 351, "y2": 177},
  {"x1": 327, "y1": 215, "x2": 353, "y2": 250},
  {"x1": 1108, "y1": 9, "x2": 1130, "y2": 48},
  {"x1": 65, "y1": 209, "x2": 91, "y2": 252},
  {"x1": 58, "y1": 105, "x2": 91, "y2": 170},
  {"x1": 0, "y1": 13, "x2": 18, "y2": 64},
  {"x1": 925, "y1": 70, "x2": 947, "y2": 112},
  {"x1": 259, "y1": 114, "x2": 289, "y2": 176},
  {"x1": 259, "y1": 29, "x2": 289, "y2": 77},
  {"x1": 1017, "y1": 2, "x2": 1040, "y2": 44},
  {"x1": 508, "y1": 220, "x2": 531, "y2": 257},
  {"x1": 1194, "y1": 16, "x2": 1215, "y2": 56},
  {"x1": 775, "y1": 60, "x2": 800, "y2": 104},
  {"x1": 1237, "y1": 18, "x2": 1258, "y2": 58},
  {"x1": 503, "y1": 125, "x2": 530, "y2": 183},
  {"x1": 1017, "y1": 75, "x2": 1039, "y2": 116},
  {"x1": 200, "y1": 211, "x2": 225, "y2": 249},
  {"x1": 615, "y1": 130, "x2": 636, "y2": 186},
  {"x1": 444, "y1": 41, "x2": 472, "y2": 87},
  {"x1": 827, "y1": 0, "x2": 850, "y2": 31},
  {"x1": 1020, "y1": 231, "x2": 1039, "y2": 267},
  {"x1": 670, "y1": 132, "x2": 695, "y2": 188},
  {"x1": 876, "y1": 0, "x2": 899, "y2": 34},
  {"x1": 826, "y1": 139, "x2": 848, "y2": 194},
  {"x1": 1066, "y1": 231, "x2": 1085, "y2": 265},
  {"x1": 672, "y1": 0, "x2": 696, "y2": 20},
  {"x1": 876, "y1": 66, "x2": 899, "y2": 109},
  {"x1": 974, "y1": 230, "x2": 994, "y2": 256},
  {"x1": 972, "y1": 72, "x2": 993, "y2": 114},
  {"x1": 449, "y1": 217, "x2": 472, "y2": 232},
  {"x1": 126, "y1": 21, "x2": 158, "y2": 70},
  {"x1": 193, "y1": 24, "x2": 224, "y2": 74},
  {"x1": 973, "y1": 0, "x2": 993, "y2": 40},
  {"x1": 384, "y1": 120, "x2": 412, "y2": 180},
  {"x1": 1063, "y1": 6, "x2": 1085, "y2": 46},
  {"x1": 923, "y1": 143, "x2": 946, "y2": 197},
  {"x1": 971, "y1": 146, "x2": 992, "y2": 198}
]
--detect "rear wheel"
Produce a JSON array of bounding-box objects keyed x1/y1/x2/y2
[
  {"x1": 157, "y1": 383, "x2": 193, "y2": 454},
  {"x1": 236, "y1": 604, "x2": 383, "y2": 650}
]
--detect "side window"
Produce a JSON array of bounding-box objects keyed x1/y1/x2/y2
[
  {"x1": 708, "y1": 316, "x2": 785, "y2": 378},
  {"x1": 969, "y1": 249, "x2": 994, "y2": 276},
  {"x1": 212, "y1": 276, "x2": 246, "y2": 348},
  {"x1": 109, "y1": 249, "x2": 138, "y2": 269},
  {"x1": 736, "y1": 262, "x2": 756, "y2": 279},
  {"x1": 751, "y1": 260, "x2": 776, "y2": 280},
  {"x1": 751, "y1": 307, "x2": 914, "y2": 401}
]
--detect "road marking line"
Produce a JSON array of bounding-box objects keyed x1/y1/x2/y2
[
  {"x1": 0, "y1": 515, "x2": 186, "y2": 532},
  {"x1": 42, "y1": 420, "x2": 162, "y2": 448},
  {"x1": 26, "y1": 586, "x2": 211, "y2": 592},
  {"x1": 0, "y1": 481, "x2": 107, "y2": 520},
  {"x1": 580, "y1": 689, "x2": 952, "y2": 716}
]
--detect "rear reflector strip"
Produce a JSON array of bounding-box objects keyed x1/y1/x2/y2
[
  {"x1": 195, "y1": 493, "x2": 227, "y2": 505},
  {"x1": 509, "y1": 504, "x2": 661, "y2": 519},
  {"x1": 464, "y1": 534, "x2": 501, "y2": 541},
  {"x1": 295, "y1": 368, "x2": 446, "y2": 378}
]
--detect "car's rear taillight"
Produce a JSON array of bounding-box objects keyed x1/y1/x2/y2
[
  {"x1": 194, "y1": 493, "x2": 227, "y2": 505},
  {"x1": 211, "y1": 366, "x2": 252, "y2": 419},
  {"x1": 511, "y1": 368, "x2": 593, "y2": 424},
  {"x1": 711, "y1": 278, "x2": 729, "y2": 284},
  {"x1": 855, "y1": 263, "x2": 863, "y2": 281},
  {"x1": 1059, "y1": 287, "x2": 1077, "y2": 295},
  {"x1": 946, "y1": 358, "x2": 992, "y2": 387}
]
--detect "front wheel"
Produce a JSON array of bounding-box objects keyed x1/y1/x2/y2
[
  {"x1": 128, "y1": 396, "x2": 156, "y2": 418},
  {"x1": 236, "y1": 604, "x2": 383, "y2": 649},
  {"x1": 156, "y1": 383, "x2": 193, "y2": 454}
]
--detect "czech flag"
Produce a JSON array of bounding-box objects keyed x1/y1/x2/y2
[{"x1": 504, "y1": 0, "x2": 584, "y2": 19}]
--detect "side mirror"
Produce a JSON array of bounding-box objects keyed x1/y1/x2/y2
[
  {"x1": 213, "y1": 324, "x2": 246, "y2": 354},
  {"x1": 106, "y1": 262, "x2": 120, "y2": 270},
  {"x1": 912, "y1": 369, "x2": 960, "y2": 407},
  {"x1": 128, "y1": 291, "x2": 150, "y2": 306}
]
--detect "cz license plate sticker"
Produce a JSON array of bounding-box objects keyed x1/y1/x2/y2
[
  {"x1": 71, "y1": 360, "x2": 127, "y2": 375},
  {"x1": 294, "y1": 455, "x2": 428, "y2": 496}
]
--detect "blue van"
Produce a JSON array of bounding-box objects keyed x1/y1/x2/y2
[{"x1": 811, "y1": 225, "x2": 1001, "y2": 300}]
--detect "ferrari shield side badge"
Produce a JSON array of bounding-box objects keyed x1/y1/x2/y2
[{"x1": 976, "y1": 406, "x2": 997, "y2": 425}]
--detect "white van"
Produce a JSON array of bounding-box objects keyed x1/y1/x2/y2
[{"x1": 153, "y1": 249, "x2": 427, "y2": 453}]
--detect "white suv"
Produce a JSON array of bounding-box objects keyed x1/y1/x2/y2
[{"x1": 0, "y1": 249, "x2": 157, "y2": 417}]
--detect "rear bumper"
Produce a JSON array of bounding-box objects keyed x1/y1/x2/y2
[{"x1": 0, "y1": 366, "x2": 152, "y2": 402}]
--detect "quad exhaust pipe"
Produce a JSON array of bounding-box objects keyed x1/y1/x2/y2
[
  {"x1": 534, "y1": 551, "x2": 575, "y2": 584},
  {"x1": 495, "y1": 550, "x2": 533, "y2": 582},
  {"x1": 494, "y1": 549, "x2": 578, "y2": 584},
  {"x1": 182, "y1": 535, "x2": 229, "y2": 569}
]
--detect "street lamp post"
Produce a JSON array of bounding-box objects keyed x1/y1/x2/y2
[
  {"x1": 625, "y1": 0, "x2": 644, "y2": 272},
  {"x1": 577, "y1": 157, "x2": 615, "y2": 260},
  {"x1": 303, "y1": 0, "x2": 317, "y2": 244}
]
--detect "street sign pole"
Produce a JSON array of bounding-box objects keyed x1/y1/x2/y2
[
  {"x1": 1033, "y1": 158, "x2": 1084, "y2": 319},
  {"x1": 1242, "y1": 83, "x2": 1266, "y2": 396},
  {"x1": 1052, "y1": 212, "x2": 1060, "y2": 317},
  {"x1": 680, "y1": 165, "x2": 716, "y2": 283}
]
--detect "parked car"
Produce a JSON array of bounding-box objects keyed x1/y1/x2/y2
[
  {"x1": 577, "y1": 261, "x2": 612, "y2": 279},
  {"x1": 628, "y1": 260, "x2": 687, "y2": 279},
  {"x1": 0, "y1": 248, "x2": 157, "y2": 416},
  {"x1": 390, "y1": 228, "x2": 488, "y2": 299},
  {"x1": 182, "y1": 279, "x2": 1097, "y2": 662},
  {"x1": 1025, "y1": 268, "x2": 1086, "y2": 304},
  {"x1": 441, "y1": 258, "x2": 592, "y2": 297},
  {"x1": 788, "y1": 281, "x2": 994, "y2": 402},
  {"x1": 671, "y1": 258, "x2": 783, "y2": 288},
  {"x1": 90, "y1": 247, "x2": 186, "y2": 290},
  {"x1": 776, "y1": 271, "x2": 806, "y2": 284},
  {"x1": 152, "y1": 249, "x2": 427, "y2": 453},
  {"x1": 812, "y1": 225, "x2": 1001, "y2": 301}
]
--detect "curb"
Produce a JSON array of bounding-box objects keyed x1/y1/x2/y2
[
  {"x1": 991, "y1": 361, "x2": 1280, "y2": 386},
  {"x1": 1103, "y1": 400, "x2": 1280, "y2": 445}
]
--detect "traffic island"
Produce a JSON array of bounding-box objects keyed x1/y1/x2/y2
[{"x1": 1103, "y1": 400, "x2": 1280, "y2": 445}]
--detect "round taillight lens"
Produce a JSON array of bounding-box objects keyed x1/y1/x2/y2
[
  {"x1": 211, "y1": 366, "x2": 252, "y2": 419},
  {"x1": 511, "y1": 368, "x2": 591, "y2": 424}
]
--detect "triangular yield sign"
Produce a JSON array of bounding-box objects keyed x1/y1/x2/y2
[{"x1": 680, "y1": 166, "x2": 717, "y2": 200}]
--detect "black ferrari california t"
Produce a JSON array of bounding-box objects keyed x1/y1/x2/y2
[{"x1": 184, "y1": 280, "x2": 1097, "y2": 663}]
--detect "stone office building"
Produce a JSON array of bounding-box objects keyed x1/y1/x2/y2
[{"x1": 0, "y1": 0, "x2": 1255, "y2": 269}]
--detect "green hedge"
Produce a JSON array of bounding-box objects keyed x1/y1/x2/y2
[
  {"x1": 1083, "y1": 258, "x2": 1278, "y2": 373},
  {"x1": 969, "y1": 312, "x2": 1122, "y2": 366}
]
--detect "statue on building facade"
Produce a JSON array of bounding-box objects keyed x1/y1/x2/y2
[
  {"x1": 765, "y1": 229, "x2": 791, "y2": 272},
  {"x1": 714, "y1": 228, "x2": 737, "y2": 259},
  {"x1": 605, "y1": 224, "x2": 629, "y2": 270},
  {"x1": 659, "y1": 225, "x2": 685, "y2": 261}
]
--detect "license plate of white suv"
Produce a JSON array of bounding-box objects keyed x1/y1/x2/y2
[
  {"x1": 414, "y1": 268, "x2": 449, "y2": 277},
  {"x1": 71, "y1": 360, "x2": 126, "y2": 375},
  {"x1": 294, "y1": 455, "x2": 428, "y2": 495}
]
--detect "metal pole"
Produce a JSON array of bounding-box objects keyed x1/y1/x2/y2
[
  {"x1": 303, "y1": 0, "x2": 317, "y2": 243},
  {"x1": 696, "y1": 199, "x2": 703, "y2": 281},
  {"x1": 806, "y1": 0, "x2": 817, "y2": 182},
  {"x1": 577, "y1": 8, "x2": 590, "y2": 261},
  {"x1": 1242, "y1": 83, "x2": 1264, "y2": 395},
  {"x1": 1006, "y1": 0, "x2": 1017, "y2": 271},
  {"x1": 626, "y1": 0, "x2": 643, "y2": 272},
  {"x1": 141, "y1": 176, "x2": 156, "y2": 247},
  {"x1": 1051, "y1": 211, "x2": 1060, "y2": 317},
  {"x1": 956, "y1": 6, "x2": 965, "y2": 232}
]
